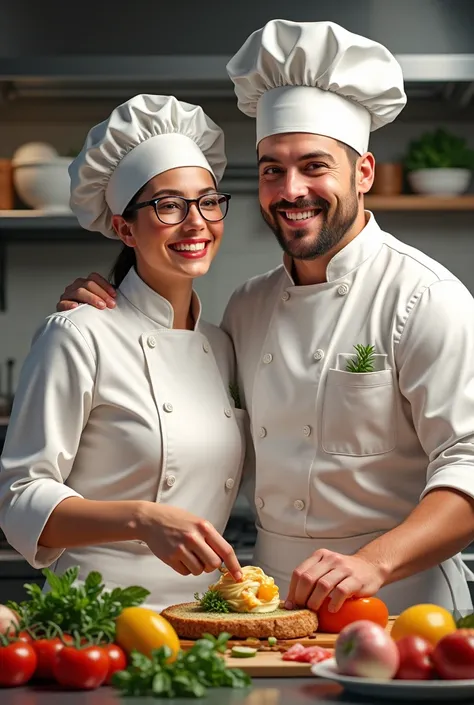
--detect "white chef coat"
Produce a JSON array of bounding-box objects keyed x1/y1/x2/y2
[
  {"x1": 0, "y1": 267, "x2": 248, "y2": 612},
  {"x1": 222, "y1": 212, "x2": 474, "y2": 613}
]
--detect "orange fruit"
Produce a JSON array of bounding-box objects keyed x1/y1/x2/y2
[{"x1": 391, "y1": 604, "x2": 456, "y2": 646}]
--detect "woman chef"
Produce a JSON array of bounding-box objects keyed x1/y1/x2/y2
[{"x1": 0, "y1": 94, "x2": 248, "y2": 611}]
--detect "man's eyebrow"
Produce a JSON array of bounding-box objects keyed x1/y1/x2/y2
[{"x1": 258, "y1": 150, "x2": 335, "y2": 165}]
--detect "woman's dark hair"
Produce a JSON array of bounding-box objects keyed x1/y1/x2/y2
[{"x1": 108, "y1": 184, "x2": 147, "y2": 288}]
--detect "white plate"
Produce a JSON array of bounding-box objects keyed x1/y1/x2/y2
[{"x1": 311, "y1": 658, "x2": 474, "y2": 701}]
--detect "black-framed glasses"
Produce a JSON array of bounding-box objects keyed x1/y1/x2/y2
[{"x1": 124, "y1": 192, "x2": 231, "y2": 225}]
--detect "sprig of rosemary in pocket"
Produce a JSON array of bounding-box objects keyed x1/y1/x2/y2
[
  {"x1": 7, "y1": 566, "x2": 150, "y2": 642},
  {"x1": 346, "y1": 344, "x2": 376, "y2": 373},
  {"x1": 112, "y1": 633, "x2": 251, "y2": 698}
]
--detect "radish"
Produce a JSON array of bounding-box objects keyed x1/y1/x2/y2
[
  {"x1": 335, "y1": 620, "x2": 399, "y2": 679},
  {"x1": 0, "y1": 605, "x2": 19, "y2": 635}
]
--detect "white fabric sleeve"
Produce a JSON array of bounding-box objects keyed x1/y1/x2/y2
[
  {"x1": 396, "y1": 280, "x2": 474, "y2": 501},
  {"x1": 0, "y1": 314, "x2": 96, "y2": 568}
]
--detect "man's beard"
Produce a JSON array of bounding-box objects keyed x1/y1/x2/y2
[{"x1": 260, "y1": 189, "x2": 359, "y2": 260}]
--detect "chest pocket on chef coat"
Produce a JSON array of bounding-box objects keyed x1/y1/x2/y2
[{"x1": 321, "y1": 354, "x2": 396, "y2": 456}]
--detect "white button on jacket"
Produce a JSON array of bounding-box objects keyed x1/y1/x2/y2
[
  {"x1": 0, "y1": 268, "x2": 249, "y2": 612},
  {"x1": 222, "y1": 213, "x2": 474, "y2": 613}
]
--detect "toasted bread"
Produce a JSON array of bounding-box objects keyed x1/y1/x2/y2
[{"x1": 161, "y1": 601, "x2": 318, "y2": 640}]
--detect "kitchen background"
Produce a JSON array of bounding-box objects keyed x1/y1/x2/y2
[{"x1": 0, "y1": 0, "x2": 474, "y2": 600}]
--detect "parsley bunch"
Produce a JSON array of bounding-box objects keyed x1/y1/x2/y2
[
  {"x1": 112, "y1": 632, "x2": 251, "y2": 698},
  {"x1": 194, "y1": 590, "x2": 230, "y2": 613},
  {"x1": 7, "y1": 566, "x2": 150, "y2": 642},
  {"x1": 346, "y1": 344, "x2": 376, "y2": 373}
]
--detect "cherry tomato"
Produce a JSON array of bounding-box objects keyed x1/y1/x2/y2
[
  {"x1": 0, "y1": 641, "x2": 37, "y2": 687},
  {"x1": 102, "y1": 643, "x2": 127, "y2": 684},
  {"x1": 17, "y1": 631, "x2": 33, "y2": 644},
  {"x1": 317, "y1": 596, "x2": 389, "y2": 634},
  {"x1": 52, "y1": 645, "x2": 109, "y2": 690},
  {"x1": 31, "y1": 637, "x2": 67, "y2": 680}
]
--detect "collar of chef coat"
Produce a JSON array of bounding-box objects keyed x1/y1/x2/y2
[
  {"x1": 282, "y1": 211, "x2": 384, "y2": 285},
  {"x1": 118, "y1": 266, "x2": 202, "y2": 329}
]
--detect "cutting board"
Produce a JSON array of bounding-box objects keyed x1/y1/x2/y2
[{"x1": 180, "y1": 618, "x2": 395, "y2": 678}]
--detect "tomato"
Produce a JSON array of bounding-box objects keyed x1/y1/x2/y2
[
  {"x1": 391, "y1": 604, "x2": 456, "y2": 646},
  {"x1": 432, "y1": 629, "x2": 474, "y2": 680},
  {"x1": 52, "y1": 645, "x2": 109, "y2": 690},
  {"x1": 17, "y1": 631, "x2": 33, "y2": 644},
  {"x1": 102, "y1": 643, "x2": 127, "y2": 685},
  {"x1": 317, "y1": 596, "x2": 389, "y2": 633},
  {"x1": 115, "y1": 607, "x2": 180, "y2": 662},
  {"x1": 31, "y1": 637, "x2": 67, "y2": 680},
  {"x1": 0, "y1": 641, "x2": 37, "y2": 687},
  {"x1": 395, "y1": 635, "x2": 435, "y2": 680}
]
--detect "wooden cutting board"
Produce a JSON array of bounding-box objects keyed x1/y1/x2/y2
[
  {"x1": 180, "y1": 618, "x2": 395, "y2": 677},
  {"x1": 180, "y1": 617, "x2": 395, "y2": 650}
]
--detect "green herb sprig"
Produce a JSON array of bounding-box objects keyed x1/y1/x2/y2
[
  {"x1": 7, "y1": 566, "x2": 150, "y2": 642},
  {"x1": 346, "y1": 344, "x2": 376, "y2": 373},
  {"x1": 194, "y1": 589, "x2": 231, "y2": 614},
  {"x1": 112, "y1": 632, "x2": 251, "y2": 698}
]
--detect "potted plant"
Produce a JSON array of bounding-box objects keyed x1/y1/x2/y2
[{"x1": 403, "y1": 128, "x2": 474, "y2": 196}]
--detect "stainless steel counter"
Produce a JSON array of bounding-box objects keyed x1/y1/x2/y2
[{"x1": 0, "y1": 679, "x2": 380, "y2": 704}]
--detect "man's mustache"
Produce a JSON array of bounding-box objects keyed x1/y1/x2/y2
[{"x1": 270, "y1": 197, "x2": 330, "y2": 213}]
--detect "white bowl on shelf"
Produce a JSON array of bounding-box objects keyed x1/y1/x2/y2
[
  {"x1": 12, "y1": 157, "x2": 73, "y2": 213},
  {"x1": 407, "y1": 168, "x2": 472, "y2": 196}
]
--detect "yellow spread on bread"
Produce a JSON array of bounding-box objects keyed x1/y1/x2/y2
[{"x1": 209, "y1": 566, "x2": 280, "y2": 613}]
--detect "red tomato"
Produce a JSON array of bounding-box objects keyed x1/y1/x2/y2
[
  {"x1": 32, "y1": 637, "x2": 67, "y2": 680},
  {"x1": 17, "y1": 631, "x2": 33, "y2": 644},
  {"x1": 102, "y1": 643, "x2": 127, "y2": 684},
  {"x1": 52, "y1": 645, "x2": 109, "y2": 690},
  {"x1": 0, "y1": 641, "x2": 37, "y2": 687},
  {"x1": 395, "y1": 635, "x2": 435, "y2": 680},
  {"x1": 317, "y1": 596, "x2": 389, "y2": 634},
  {"x1": 432, "y1": 629, "x2": 474, "y2": 680}
]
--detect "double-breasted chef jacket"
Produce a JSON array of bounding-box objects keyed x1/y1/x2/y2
[
  {"x1": 222, "y1": 212, "x2": 474, "y2": 614},
  {"x1": 0, "y1": 267, "x2": 248, "y2": 612}
]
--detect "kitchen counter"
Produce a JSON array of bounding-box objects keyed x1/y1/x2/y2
[{"x1": 0, "y1": 679, "x2": 372, "y2": 704}]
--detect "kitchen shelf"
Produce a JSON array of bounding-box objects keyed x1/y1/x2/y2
[{"x1": 365, "y1": 195, "x2": 474, "y2": 210}]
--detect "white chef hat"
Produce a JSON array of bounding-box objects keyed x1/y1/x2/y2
[
  {"x1": 226, "y1": 19, "x2": 407, "y2": 155},
  {"x1": 69, "y1": 94, "x2": 227, "y2": 238}
]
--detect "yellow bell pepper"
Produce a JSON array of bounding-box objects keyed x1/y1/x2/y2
[{"x1": 115, "y1": 607, "x2": 181, "y2": 662}]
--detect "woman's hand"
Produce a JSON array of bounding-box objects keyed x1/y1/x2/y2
[
  {"x1": 57, "y1": 272, "x2": 116, "y2": 311},
  {"x1": 138, "y1": 503, "x2": 243, "y2": 582}
]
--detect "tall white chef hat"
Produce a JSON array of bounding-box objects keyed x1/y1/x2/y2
[
  {"x1": 69, "y1": 94, "x2": 227, "y2": 239},
  {"x1": 226, "y1": 19, "x2": 407, "y2": 155}
]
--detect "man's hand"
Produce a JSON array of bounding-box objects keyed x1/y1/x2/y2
[
  {"x1": 285, "y1": 549, "x2": 387, "y2": 613},
  {"x1": 57, "y1": 272, "x2": 117, "y2": 311}
]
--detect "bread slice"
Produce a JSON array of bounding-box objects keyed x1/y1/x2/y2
[{"x1": 161, "y1": 601, "x2": 318, "y2": 640}]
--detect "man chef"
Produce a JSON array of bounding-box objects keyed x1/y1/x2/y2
[
  {"x1": 57, "y1": 20, "x2": 474, "y2": 615},
  {"x1": 222, "y1": 19, "x2": 474, "y2": 615}
]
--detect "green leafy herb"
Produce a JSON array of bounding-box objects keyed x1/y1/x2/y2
[
  {"x1": 404, "y1": 128, "x2": 474, "y2": 171},
  {"x1": 194, "y1": 589, "x2": 231, "y2": 614},
  {"x1": 7, "y1": 566, "x2": 150, "y2": 642},
  {"x1": 346, "y1": 344, "x2": 376, "y2": 373},
  {"x1": 456, "y1": 613, "x2": 474, "y2": 629},
  {"x1": 112, "y1": 632, "x2": 251, "y2": 699},
  {"x1": 229, "y1": 382, "x2": 241, "y2": 410}
]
